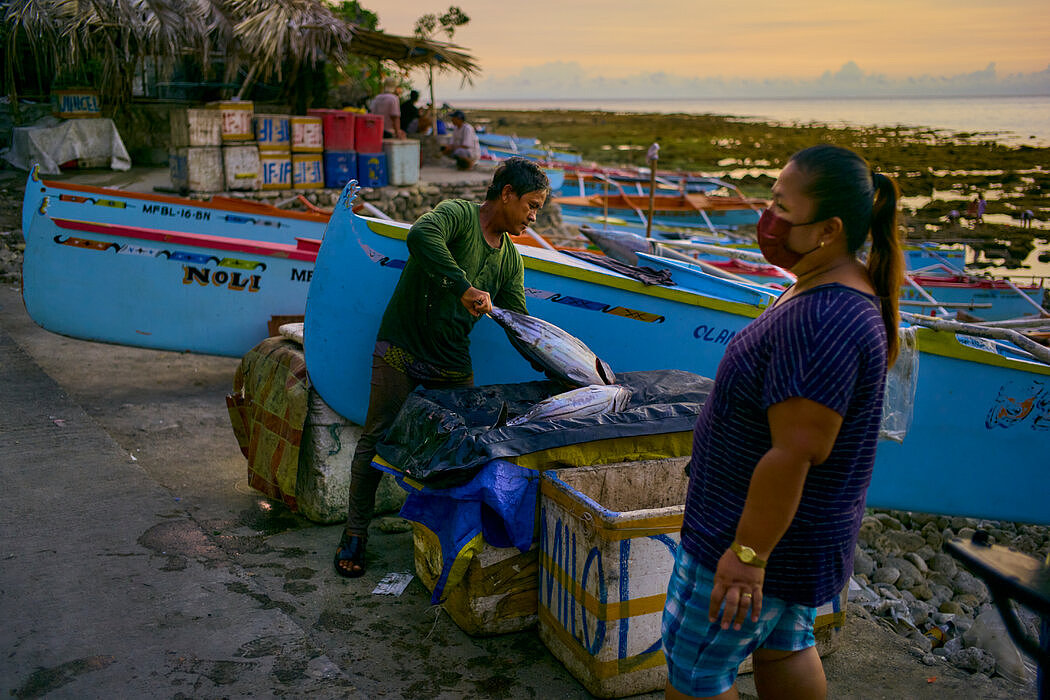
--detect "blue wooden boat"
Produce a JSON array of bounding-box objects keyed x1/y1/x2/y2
[
  {"x1": 555, "y1": 191, "x2": 763, "y2": 231},
  {"x1": 20, "y1": 166, "x2": 329, "y2": 356},
  {"x1": 904, "y1": 242, "x2": 967, "y2": 273},
  {"x1": 477, "y1": 132, "x2": 541, "y2": 150},
  {"x1": 305, "y1": 183, "x2": 1050, "y2": 525},
  {"x1": 903, "y1": 273, "x2": 1047, "y2": 321},
  {"x1": 482, "y1": 144, "x2": 583, "y2": 165},
  {"x1": 477, "y1": 131, "x2": 582, "y2": 165},
  {"x1": 593, "y1": 229, "x2": 1047, "y2": 321},
  {"x1": 554, "y1": 169, "x2": 723, "y2": 198}
]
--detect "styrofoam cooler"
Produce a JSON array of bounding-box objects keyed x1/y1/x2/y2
[
  {"x1": 538, "y1": 458, "x2": 848, "y2": 698},
  {"x1": 259, "y1": 150, "x2": 292, "y2": 190},
  {"x1": 354, "y1": 114, "x2": 384, "y2": 154},
  {"x1": 169, "y1": 147, "x2": 223, "y2": 193},
  {"x1": 383, "y1": 139, "x2": 420, "y2": 186},
  {"x1": 356, "y1": 152, "x2": 387, "y2": 188},
  {"x1": 222, "y1": 144, "x2": 260, "y2": 191},
  {"x1": 323, "y1": 151, "x2": 357, "y2": 190},
  {"x1": 292, "y1": 153, "x2": 324, "y2": 189},
  {"x1": 207, "y1": 100, "x2": 254, "y2": 142},
  {"x1": 254, "y1": 114, "x2": 291, "y2": 151},
  {"x1": 170, "y1": 108, "x2": 221, "y2": 148},
  {"x1": 291, "y1": 116, "x2": 324, "y2": 153}
]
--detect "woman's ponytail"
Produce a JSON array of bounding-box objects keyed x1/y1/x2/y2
[{"x1": 866, "y1": 172, "x2": 905, "y2": 366}]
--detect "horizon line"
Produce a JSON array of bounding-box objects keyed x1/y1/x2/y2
[{"x1": 450, "y1": 93, "x2": 1050, "y2": 103}]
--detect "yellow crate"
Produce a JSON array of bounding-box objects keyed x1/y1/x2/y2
[{"x1": 412, "y1": 523, "x2": 538, "y2": 637}]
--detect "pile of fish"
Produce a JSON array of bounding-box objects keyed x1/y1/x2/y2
[{"x1": 487, "y1": 306, "x2": 629, "y2": 425}]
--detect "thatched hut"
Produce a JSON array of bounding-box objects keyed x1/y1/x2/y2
[{"x1": 1, "y1": 0, "x2": 477, "y2": 120}]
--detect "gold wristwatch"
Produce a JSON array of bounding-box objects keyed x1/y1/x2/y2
[{"x1": 730, "y1": 541, "x2": 767, "y2": 568}]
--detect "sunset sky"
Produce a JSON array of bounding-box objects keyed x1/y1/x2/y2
[{"x1": 371, "y1": 0, "x2": 1050, "y2": 98}]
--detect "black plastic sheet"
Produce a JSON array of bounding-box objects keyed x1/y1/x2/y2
[{"x1": 375, "y1": 369, "x2": 712, "y2": 487}]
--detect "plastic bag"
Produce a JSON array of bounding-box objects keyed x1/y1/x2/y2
[{"x1": 880, "y1": 326, "x2": 919, "y2": 443}]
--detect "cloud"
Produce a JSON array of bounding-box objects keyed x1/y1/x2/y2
[{"x1": 438, "y1": 61, "x2": 1050, "y2": 99}]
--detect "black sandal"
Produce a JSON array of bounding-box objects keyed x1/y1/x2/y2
[{"x1": 333, "y1": 531, "x2": 367, "y2": 578}]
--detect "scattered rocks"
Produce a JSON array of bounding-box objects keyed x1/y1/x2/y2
[
  {"x1": 854, "y1": 509, "x2": 1049, "y2": 688},
  {"x1": 0, "y1": 228, "x2": 24, "y2": 284},
  {"x1": 947, "y1": 646, "x2": 997, "y2": 676}
]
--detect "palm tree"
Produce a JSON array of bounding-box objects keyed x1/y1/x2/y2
[{"x1": 2, "y1": 0, "x2": 477, "y2": 120}]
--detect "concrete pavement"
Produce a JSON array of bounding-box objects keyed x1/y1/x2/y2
[{"x1": 0, "y1": 322, "x2": 359, "y2": 698}]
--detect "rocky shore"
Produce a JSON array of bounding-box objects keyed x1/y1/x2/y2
[{"x1": 852, "y1": 509, "x2": 1045, "y2": 690}]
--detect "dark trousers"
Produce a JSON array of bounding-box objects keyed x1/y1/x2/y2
[{"x1": 344, "y1": 351, "x2": 472, "y2": 536}]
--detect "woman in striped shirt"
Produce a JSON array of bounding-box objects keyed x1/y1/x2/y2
[{"x1": 663, "y1": 144, "x2": 905, "y2": 700}]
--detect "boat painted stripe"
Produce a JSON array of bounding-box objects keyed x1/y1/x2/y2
[
  {"x1": 41, "y1": 178, "x2": 330, "y2": 223},
  {"x1": 909, "y1": 278, "x2": 1043, "y2": 292},
  {"x1": 361, "y1": 218, "x2": 767, "y2": 318},
  {"x1": 51, "y1": 218, "x2": 318, "y2": 262},
  {"x1": 915, "y1": 326, "x2": 1050, "y2": 375}
]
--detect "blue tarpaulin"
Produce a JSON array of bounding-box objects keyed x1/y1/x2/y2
[{"x1": 375, "y1": 457, "x2": 539, "y2": 604}]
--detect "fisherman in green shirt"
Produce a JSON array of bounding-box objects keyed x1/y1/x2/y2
[{"x1": 334, "y1": 157, "x2": 549, "y2": 578}]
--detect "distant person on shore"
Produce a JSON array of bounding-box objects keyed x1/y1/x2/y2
[
  {"x1": 1020, "y1": 209, "x2": 1035, "y2": 228},
  {"x1": 401, "y1": 89, "x2": 421, "y2": 135},
  {"x1": 965, "y1": 198, "x2": 979, "y2": 224},
  {"x1": 441, "y1": 110, "x2": 481, "y2": 170},
  {"x1": 332, "y1": 158, "x2": 549, "y2": 579},
  {"x1": 662, "y1": 144, "x2": 904, "y2": 700},
  {"x1": 370, "y1": 78, "x2": 405, "y2": 140},
  {"x1": 976, "y1": 193, "x2": 987, "y2": 224}
]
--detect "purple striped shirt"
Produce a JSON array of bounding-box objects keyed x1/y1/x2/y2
[{"x1": 681, "y1": 283, "x2": 888, "y2": 606}]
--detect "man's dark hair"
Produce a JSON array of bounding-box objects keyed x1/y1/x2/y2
[{"x1": 485, "y1": 157, "x2": 550, "y2": 200}]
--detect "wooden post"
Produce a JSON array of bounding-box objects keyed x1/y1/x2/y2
[
  {"x1": 645, "y1": 141, "x2": 660, "y2": 238},
  {"x1": 603, "y1": 178, "x2": 609, "y2": 231},
  {"x1": 428, "y1": 65, "x2": 437, "y2": 154}
]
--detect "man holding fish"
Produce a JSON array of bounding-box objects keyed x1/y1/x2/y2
[{"x1": 333, "y1": 157, "x2": 549, "y2": 578}]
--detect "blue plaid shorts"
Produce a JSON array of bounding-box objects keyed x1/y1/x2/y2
[{"x1": 662, "y1": 545, "x2": 817, "y2": 697}]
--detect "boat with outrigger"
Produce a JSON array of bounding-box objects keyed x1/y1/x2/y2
[
  {"x1": 578, "y1": 225, "x2": 1049, "y2": 322},
  {"x1": 304, "y1": 181, "x2": 1050, "y2": 526},
  {"x1": 21, "y1": 167, "x2": 1050, "y2": 523}
]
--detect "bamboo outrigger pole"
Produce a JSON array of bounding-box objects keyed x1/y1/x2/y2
[{"x1": 900, "y1": 312, "x2": 1050, "y2": 365}]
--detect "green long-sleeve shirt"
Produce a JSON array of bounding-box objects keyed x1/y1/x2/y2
[{"x1": 377, "y1": 199, "x2": 528, "y2": 372}]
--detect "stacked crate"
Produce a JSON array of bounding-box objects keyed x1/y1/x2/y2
[
  {"x1": 354, "y1": 114, "x2": 387, "y2": 188},
  {"x1": 291, "y1": 116, "x2": 324, "y2": 189},
  {"x1": 208, "y1": 100, "x2": 259, "y2": 191},
  {"x1": 169, "y1": 108, "x2": 223, "y2": 193},
  {"x1": 255, "y1": 114, "x2": 292, "y2": 191},
  {"x1": 308, "y1": 109, "x2": 358, "y2": 190}
]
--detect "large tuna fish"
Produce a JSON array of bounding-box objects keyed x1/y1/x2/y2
[
  {"x1": 580, "y1": 227, "x2": 698, "y2": 267},
  {"x1": 488, "y1": 307, "x2": 616, "y2": 387},
  {"x1": 506, "y1": 384, "x2": 632, "y2": 426}
]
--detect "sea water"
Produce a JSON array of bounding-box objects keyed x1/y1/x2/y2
[{"x1": 456, "y1": 95, "x2": 1050, "y2": 147}]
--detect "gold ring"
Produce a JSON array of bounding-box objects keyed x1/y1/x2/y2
[{"x1": 741, "y1": 593, "x2": 752, "y2": 599}]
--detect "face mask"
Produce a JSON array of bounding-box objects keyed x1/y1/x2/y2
[{"x1": 756, "y1": 208, "x2": 821, "y2": 269}]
